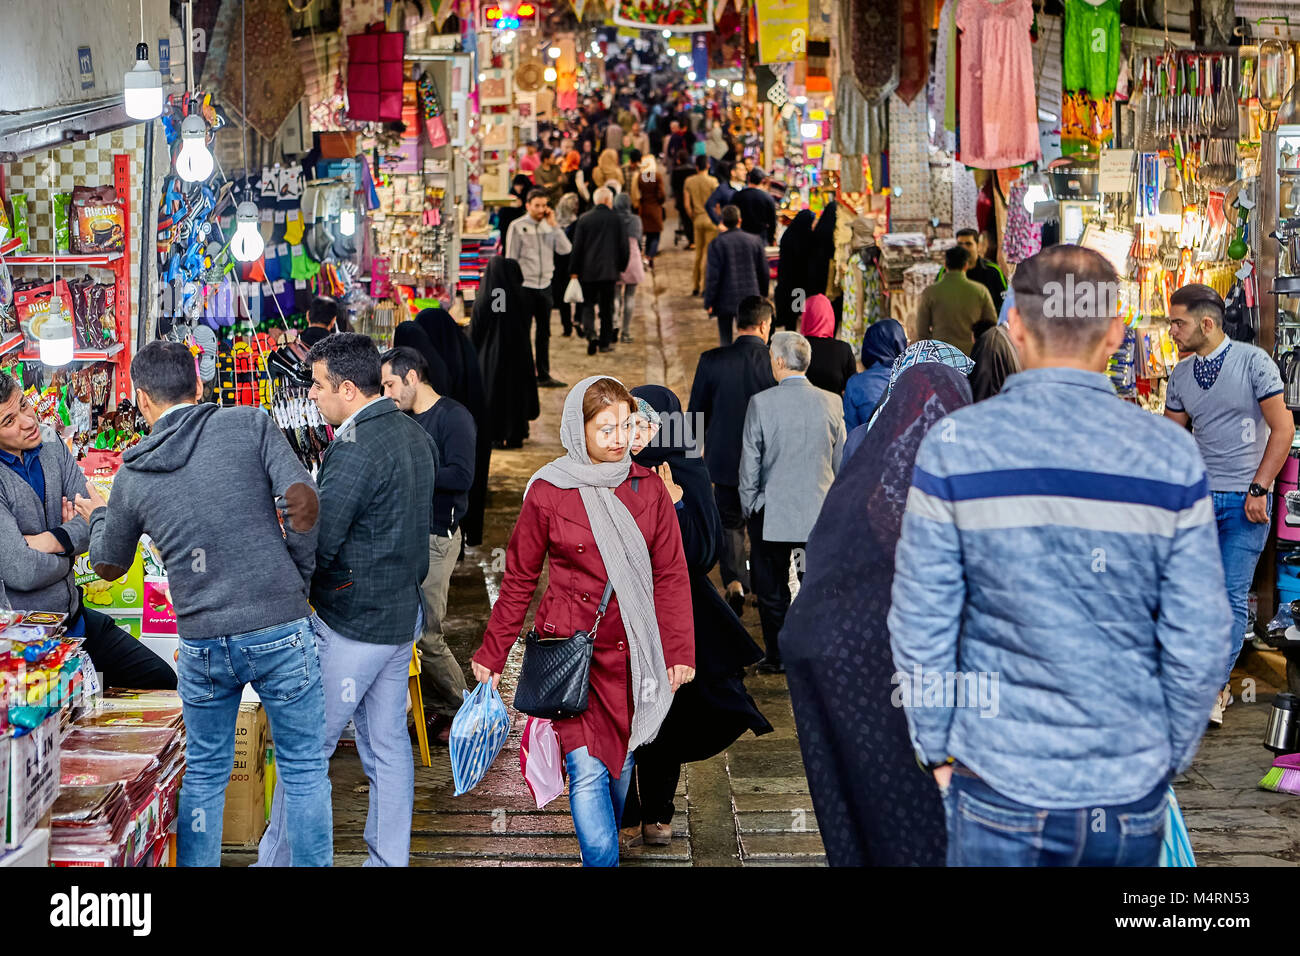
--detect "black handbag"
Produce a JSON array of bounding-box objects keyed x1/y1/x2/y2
[{"x1": 513, "y1": 580, "x2": 614, "y2": 720}]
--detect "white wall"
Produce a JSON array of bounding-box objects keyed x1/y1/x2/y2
[{"x1": 0, "y1": 0, "x2": 171, "y2": 113}]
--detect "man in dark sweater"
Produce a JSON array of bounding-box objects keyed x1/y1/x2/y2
[
  {"x1": 258, "y1": 333, "x2": 435, "y2": 867},
  {"x1": 82, "y1": 341, "x2": 329, "y2": 867},
  {"x1": 0, "y1": 374, "x2": 174, "y2": 690},
  {"x1": 381, "y1": 346, "x2": 475, "y2": 744},
  {"x1": 688, "y1": 296, "x2": 777, "y2": 616},
  {"x1": 955, "y1": 228, "x2": 1008, "y2": 312},
  {"x1": 704, "y1": 205, "x2": 770, "y2": 346},
  {"x1": 299, "y1": 296, "x2": 343, "y2": 348},
  {"x1": 732, "y1": 169, "x2": 777, "y2": 245}
]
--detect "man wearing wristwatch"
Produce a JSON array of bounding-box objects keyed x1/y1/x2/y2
[{"x1": 1166, "y1": 284, "x2": 1295, "y2": 726}]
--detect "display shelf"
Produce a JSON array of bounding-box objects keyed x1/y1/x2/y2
[
  {"x1": 18, "y1": 343, "x2": 124, "y2": 363},
  {"x1": 3, "y1": 252, "x2": 124, "y2": 267},
  {"x1": 0, "y1": 237, "x2": 23, "y2": 257}
]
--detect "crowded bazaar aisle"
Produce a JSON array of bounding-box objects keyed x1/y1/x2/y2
[{"x1": 205, "y1": 223, "x2": 1297, "y2": 868}]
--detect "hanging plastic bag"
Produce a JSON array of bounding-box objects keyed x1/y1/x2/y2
[
  {"x1": 563, "y1": 277, "x2": 584, "y2": 304},
  {"x1": 450, "y1": 681, "x2": 511, "y2": 796},
  {"x1": 1158, "y1": 786, "x2": 1196, "y2": 867},
  {"x1": 519, "y1": 716, "x2": 565, "y2": 809}
]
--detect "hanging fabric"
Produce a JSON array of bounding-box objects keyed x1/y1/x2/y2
[
  {"x1": 930, "y1": 0, "x2": 958, "y2": 150},
  {"x1": 851, "y1": 0, "x2": 900, "y2": 103},
  {"x1": 888, "y1": 94, "x2": 934, "y2": 225},
  {"x1": 955, "y1": 0, "x2": 1040, "y2": 169},
  {"x1": 1002, "y1": 177, "x2": 1044, "y2": 263},
  {"x1": 1061, "y1": 0, "x2": 1120, "y2": 152},
  {"x1": 897, "y1": 0, "x2": 933, "y2": 104}
]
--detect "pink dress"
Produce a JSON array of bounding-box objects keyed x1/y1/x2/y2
[{"x1": 956, "y1": 0, "x2": 1041, "y2": 169}]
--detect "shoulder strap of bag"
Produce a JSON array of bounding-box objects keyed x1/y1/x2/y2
[{"x1": 589, "y1": 580, "x2": 615, "y2": 640}]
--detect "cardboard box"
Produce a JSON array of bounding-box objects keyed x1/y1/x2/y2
[
  {"x1": 221, "y1": 703, "x2": 268, "y2": 846},
  {"x1": 0, "y1": 825, "x2": 49, "y2": 867},
  {"x1": 5, "y1": 713, "x2": 60, "y2": 847}
]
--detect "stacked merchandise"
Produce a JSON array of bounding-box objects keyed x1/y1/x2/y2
[
  {"x1": 457, "y1": 233, "x2": 495, "y2": 301},
  {"x1": 50, "y1": 690, "x2": 185, "y2": 867}
]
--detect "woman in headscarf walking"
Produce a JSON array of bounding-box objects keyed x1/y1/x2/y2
[
  {"x1": 417, "y1": 307, "x2": 492, "y2": 546},
  {"x1": 471, "y1": 256, "x2": 540, "y2": 449},
  {"x1": 842, "y1": 319, "x2": 907, "y2": 432},
  {"x1": 592, "y1": 148, "x2": 625, "y2": 192},
  {"x1": 774, "y1": 210, "x2": 815, "y2": 332},
  {"x1": 618, "y1": 387, "x2": 771, "y2": 848},
  {"x1": 613, "y1": 192, "x2": 645, "y2": 345},
  {"x1": 799, "y1": 293, "x2": 858, "y2": 395},
  {"x1": 471, "y1": 376, "x2": 695, "y2": 867},
  {"x1": 636, "y1": 155, "x2": 666, "y2": 266},
  {"x1": 782, "y1": 362, "x2": 973, "y2": 866},
  {"x1": 551, "y1": 193, "x2": 581, "y2": 337},
  {"x1": 496, "y1": 174, "x2": 534, "y2": 247}
]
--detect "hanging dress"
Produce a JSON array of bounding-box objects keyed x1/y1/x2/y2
[{"x1": 955, "y1": 0, "x2": 1041, "y2": 169}]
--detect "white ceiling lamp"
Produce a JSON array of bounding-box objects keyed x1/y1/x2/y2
[
  {"x1": 677, "y1": 54, "x2": 690, "y2": 69},
  {"x1": 123, "y1": 0, "x2": 163, "y2": 120},
  {"x1": 544, "y1": 66, "x2": 558, "y2": 82},
  {"x1": 706, "y1": 78, "x2": 716, "y2": 88},
  {"x1": 176, "y1": 113, "x2": 214, "y2": 181},
  {"x1": 731, "y1": 80, "x2": 744, "y2": 96},
  {"x1": 230, "y1": 201, "x2": 265, "y2": 262},
  {"x1": 794, "y1": 95, "x2": 808, "y2": 105},
  {"x1": 662, "y1": 29, "x2": 671, "y2": 38},
  {"x1": 687, "y1": 70, "x2": 697, "y2": 82}
]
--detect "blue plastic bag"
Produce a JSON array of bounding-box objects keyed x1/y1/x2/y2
[
  {"x1": 1158, "y1": 787, "x2": 1196, "y2": 867},
  {"x1": 450, "y1": 681, "x2": 511, "y2": 796}
]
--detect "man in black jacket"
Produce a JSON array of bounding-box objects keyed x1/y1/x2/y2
[
  {"x1": 704, "y1": 205, "x2": 770, "y2": 346},
  {"x1": 380, "y1": 346, "x2": 476, "y2": 745},
  {"x1": 732, "y1": 169, "x2": 777, "y2": 245},
  {"x1": 688, "y1": 296, "x2": 777, "y2": 616},
  {"x1": 259, "y1": 333, "x2": 435, "y2": 867},
  {"x1": 569, "y1": 186, "x2": 630, "y2": 355}
]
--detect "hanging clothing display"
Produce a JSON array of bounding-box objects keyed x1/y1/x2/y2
[
  {"x1": 952, "y1": 158, "x2": 979, "y2": 232},
  {"x1": 888, "y1": 94, "x2": 934, "y2": 225},
  {"x1": 930, "y1": 0, "x2": 957, "y2": 151},
  {"x1": 1061, "y1": 0, "x2": 1121, "y2": 150},
  {"x1": 1002, "y1": 178, "x2": 1044, "y2": 263},
  {"x1": 955, "y1": 0, "x2": 1040, "y2": 169},
  {"x1": 897, "y1": 0, "x2": 933, "y2": 104},
  {"x1": 851, "y1": 0, "x2": 900, "y2": 103},
  {"x1": 840, "y1": 247, "x2": 888, "y2": 357}
]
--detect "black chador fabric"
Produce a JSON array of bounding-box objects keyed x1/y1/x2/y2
[{"x1": 471, "y1": 256, "x2": 541, "y2": 447}]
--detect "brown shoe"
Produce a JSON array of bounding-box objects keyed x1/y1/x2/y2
[
  {"x1": 643, "y1": 822, "x2": 672, "y2": 846},
  {"x1": 620, "y1": 825, "x2": 644, "y2": 849}
]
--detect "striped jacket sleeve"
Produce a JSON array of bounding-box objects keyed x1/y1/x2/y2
[
  {"x1": 1156, "y1": 464, "x2": 1235, "y2": 773},
  {"x1": 887, "y1": 431, "x2": 966, "y2": 766}
]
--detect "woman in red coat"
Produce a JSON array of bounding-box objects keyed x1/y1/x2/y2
[{"x1": 472, "y1": 375, "x2": 695, "y2": 866}]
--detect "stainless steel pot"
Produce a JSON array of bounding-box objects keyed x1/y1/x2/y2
[{"x1": 1265, "y1": 692, "x2": 1300, "y2": 753}]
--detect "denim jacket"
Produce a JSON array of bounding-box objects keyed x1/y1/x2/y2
[{"x1": 888, "y1": 367, "x2": 1234, "y2": 809}]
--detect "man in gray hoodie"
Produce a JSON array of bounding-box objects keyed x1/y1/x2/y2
[{"x1": 81, "y1": 341, "x2": 332, "y2": 867}]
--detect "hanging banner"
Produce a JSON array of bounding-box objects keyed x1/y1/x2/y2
[
  {"x1": 612, "y1": 0, "x2": 714, "y2": 32},
  {"x1": 755, "y1": 0, "x2": 807, "y2": 64}
]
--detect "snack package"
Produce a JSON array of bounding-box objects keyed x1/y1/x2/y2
[
  {"x1": 9, "y1": 193, "x2": 29, "y2": 252},
  {"x1": 53, "y1": 192, "x2": 73, "y2": 252},
  {"x1": 13, "y1": 279, "x2": 72, "y2": 353},
  {"x1": 0, "y1": 198, "x2": 10, "y2": 243},
  {"x1": 72, "y1": 185, "x2": 125, "y2": 253}
]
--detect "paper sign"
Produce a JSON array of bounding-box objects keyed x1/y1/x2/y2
[
  {"x1": 756, "y1": 0, "x2": 808, "y2": 64},
  {"x1": 1099, "y1": 149, "x2": 1135, "y2": 193},
  {"x1": 77, "y1": 45, "x2": 95, "y2": 90}
]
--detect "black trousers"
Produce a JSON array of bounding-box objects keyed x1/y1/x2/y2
[
  {"x1": 715, "y1": 311, "x2": 735, "y2": 347},
  {"x1": 522, "y1": 286, "x2": 553, "y2": 378},
  {"x1": 81, "y1": 606, "x2": 178, "y2": 689},
  {"x1": 620, "y1": 756, "x2": 682, "y2": 828},
  {"x1": 748, "y1": 511, "x2": 804, "y2": 663},
  {"x1": 580, "y1": 279, "x2": 617, "y2": 347},
  {"x1": 713, "y1": 484, "x2": 750, "y2": 590}
]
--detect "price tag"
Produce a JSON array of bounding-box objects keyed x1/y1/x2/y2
[
  {"x1": 272, "y1": 279, "x2": 286, "y2": 293},
  {"x1": 294, "y1": 280, "x2": 307, "y2": 290},
  {"x1": 1099, "y1": 150, "x2": 1135, "y2": 193},
  {"x1": 260, "y1": 209, "x2": 274, "y2": 222}
]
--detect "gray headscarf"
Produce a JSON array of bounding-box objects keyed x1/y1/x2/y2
[
  {"x1": 555, "y1": 193, "x2": 579, "y2": 228},
  {"x1": 525, "y1": 376, "x2": 671, "y2": 750}
]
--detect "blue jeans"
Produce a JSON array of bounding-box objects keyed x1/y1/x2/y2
[
  {"x1": 565, "y1": 746, "x2": 635, "y2": 867},
  {"x1": 176, "y1": 617, "x2": 332, "y2": 867},
  {"x1": 942, "y1": 771, "x2": 1167, "y2": 866},
  {"x1": 256, "y1": 613, "x2": 416, "y2": 867},
  {"x1": 1214, "y1": 491, "x2": 1272, "y2": 685}
]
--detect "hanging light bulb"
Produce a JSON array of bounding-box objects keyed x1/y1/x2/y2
[
  {"x1": 230, "y1": 201, "x2": 265, "y2": 262},
  {"x1": 794, "y1": 95, "x2": 808, "y2": 105},
  {"x1": 1157, "y1": 164, "x2": 1184, "y2": 229},
  {"x1": 124, "y1": 42, "x2": 163, "y2": 120},
  {"x1": 731, "y1": 80, "x2": 745, "y2": 96},
  {"x1": 662, "y1": 29, "x2": 671, "y2": 38},
  {"x1": 544, "y1": 66, "x2": 558, "y2": 82},
  {"x1": 39, "y1": 297, "x2": 74, "y2": 367},
  {"x1": 548, "y1": 45, "x2": 561, "y2": 59},
  {"x1": 687, "y1": 71, "x2": 697, "y2": 82},
  {"x1": 800, "y1": 122, "x2": 820, "y2": 139},
  {"x1": 677, "y1": 54, "x2": 690, "y2": 69},
  {"x1": 1021, "y1": 171, "x2": 1051, "y2": 213},
  {"x1": 706, "y1": 78, "x2": 716, "y2": 88},
  {"x1": 175, "y1": 113, "x2": 214, "y2": 182},
  {"x1": 339, "y1": 207, "x2": 357, "y2": 237}
]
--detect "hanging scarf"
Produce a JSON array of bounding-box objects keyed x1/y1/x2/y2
[{"x1": 526, "y1": 376, "x2": 672, "y2": 750}]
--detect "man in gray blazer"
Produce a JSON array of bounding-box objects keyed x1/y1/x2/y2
[{"x1": 739, "y1": 331, "x2": 846, "y2": 673}]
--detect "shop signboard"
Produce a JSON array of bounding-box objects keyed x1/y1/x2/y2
[
  {"x1": 6, "y1": 712, "x2": 59, "y2": 848},
  {"x1": 755, "y1": 0, "x2": 807, "y2": 64}
]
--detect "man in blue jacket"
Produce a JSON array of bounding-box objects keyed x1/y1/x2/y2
[
  {"x1": 704, "y1": 205, "x2": 769, "y2": 347},
  {"x1": 889, "y1": 245, "x2": 1233, "y2": 866}
]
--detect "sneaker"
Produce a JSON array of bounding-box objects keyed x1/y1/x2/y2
[
  {"x1": 561, "y1": 328, "x2": 573, "y2": 337},
  {"x1": 621, "y1": 331, "x2": 634, "y2": 344},
  {"x1": 619, "y1": 826, "x2": 644, "y2": 850},
  {"x1": 537, "y1": 376, "x2": 568, "y2": 388},
  {"x1": 643, "y1": 822, "x2": 672, "y2": 846},
  {"x1": 599, "y1": 343, "x2": 614, "y2": 353},
  {"x1": 1208, "y1": 698, "x2": 1224, "y2": 728}
]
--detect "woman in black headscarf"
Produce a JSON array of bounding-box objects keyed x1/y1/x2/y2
[
  {"x1": 392, "y1": 321, "x2": 452, "y2": 397},
  {"x1": 417, "y1": 306, "x2": 491, "y2": 546},
  {"x1": 495, "y1": 174, "x2": 533, "y2": 245},
  {"x1": 619, "y1": 384, "x2": 772, "y2": 848},
  {"x1": 774, "y1": 210, "x2": 815, "y2": 332},
  {"x1": 470, "y1": 256, "x2": 540, "y2": 450},
  {"x1": 782, "y1": 363, "x2": 972, "y2": 866},
  {"x1": 807, "y1": 201, "x2": 838, "y2": 299}
]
